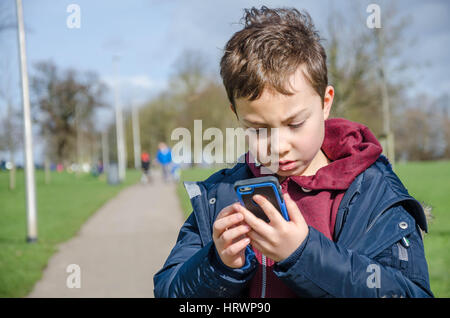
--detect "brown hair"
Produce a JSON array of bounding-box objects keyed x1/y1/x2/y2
[{"x1": 220, "y1": 6, "x2": 328, "y2": 111}]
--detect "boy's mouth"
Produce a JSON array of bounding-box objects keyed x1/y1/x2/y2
[{"x1": 278, "y1": 160, "x2": 297, "y2": 171}]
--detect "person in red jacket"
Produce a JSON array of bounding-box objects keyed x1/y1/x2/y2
[{"x1": 140, "y1": 151, "x2": 151, "y2": 184}]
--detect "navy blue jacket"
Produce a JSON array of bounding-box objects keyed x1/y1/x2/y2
[{"x1": 153, "y1": 155, "x2": 433, "y2": 298}]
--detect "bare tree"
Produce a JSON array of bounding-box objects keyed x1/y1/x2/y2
[
  {"x1": 169, "y1": 49, "x2": 211, "y2": 99},
  {"x1": 127, "y1": 49, "x2": 236, "y2": 167},
  {"x1": 0, "y1": 1, "x2": 16, "y2": 33},
  {"x1": 31, "y1": 61, "x2": 107, "y2": 166},
  {"x1": 440, "y1": 94, "x2": 450, "y2": 159},
  {"x1": 0, "y1": 1, "x2": 22, "y2": 189},
  {"x1": 325, "y1": 1, "x2": 417, "y2": 165},
  {"x1": 0, "y1": 49, "x2": 22, "y2": 190},
  {"x1": 394, "y1": 94, "x2": 448, "y2": 161}
]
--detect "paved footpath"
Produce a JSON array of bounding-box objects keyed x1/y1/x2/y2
[{"x1": 27, "y1": 170, "x2": 184, "y2": 298}]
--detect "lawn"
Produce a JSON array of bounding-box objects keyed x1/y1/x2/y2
[
  {"x1": 0, "y1": 169, "x2": 140, "y2": 297},
  {"x1": 176, "y1": 161, "x2": 450, "y2": 298},
  {"x1": 395, "y1": 160, "x2": 450, "y2": 298},
  {"x1": 176, "y1": 166, "x2": 222, "y2": 219}
]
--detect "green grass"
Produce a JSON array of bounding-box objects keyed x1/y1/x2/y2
[
  {"x1": 0, "y1": 169, "x2": 140, "y2": 298},
  {"x1": 395, "y1": 160, "x2": 450, "y2": 298},
  {"x1": 176, "y1": 161, "x2": 450, "y2": 297},
  {"x1": 176, "y1": 166, "x2": 222, "y2": 219}
]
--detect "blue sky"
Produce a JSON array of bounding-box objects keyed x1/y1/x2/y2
[{"x1": 0, "y1": 0, "x2": 449, "y2": 164}]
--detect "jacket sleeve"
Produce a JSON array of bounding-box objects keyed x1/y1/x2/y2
[
  {"x1": 273, "y1": 205, "x2": 434, "y2": 298},
  {"x1": 153, "y1": 212, "x2": 257, "y2": 298}
]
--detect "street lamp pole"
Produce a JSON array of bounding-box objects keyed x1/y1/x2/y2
[
  {"x1": 131, "y1": 104, "x2": 141, "y2": 170},
  {"x1": 16, "y1": 0, "x2": 37, "y2": 243},
  {"x1": 113, "y1": 55, "x2": 126, "y2": 182},
  {"x1": 101, "y1": 129, "x2": 109, "y2": 175}
]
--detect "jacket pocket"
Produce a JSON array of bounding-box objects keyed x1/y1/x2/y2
[
  {"x1": 398, "y1": 225, "x2": 431, "y2": 285},
  {"x1": 391, "y1": 239, "x2": 410, "y2": 277},
  {"x1": 372, "y1": 228, "x2": 427, "y2": 287}
]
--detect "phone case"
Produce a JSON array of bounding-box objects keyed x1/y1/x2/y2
[{"x1": 234, "y1": 176, "x2": 289, "y2": 222}]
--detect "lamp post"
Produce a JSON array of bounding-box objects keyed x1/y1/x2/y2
[
  {"x1": 113, "y1": 55, "x2": 126, "y2": 182},
  {"x1": 16, "y1": 0, "x2": 37, "y2": 242},
  {"x1": 131, "y1": 103, "x2": 141, "y2": 170}
]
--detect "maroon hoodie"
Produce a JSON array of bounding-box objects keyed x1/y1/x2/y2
[{"x1": 246, "y1": 118, "x2": 383, "y2": 298}]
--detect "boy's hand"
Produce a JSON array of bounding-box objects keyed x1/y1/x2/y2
[
  {"x1": 212, "y1": 203, "x2": 251, "y2": 269},
  {"x1": 239, "y1": 193, "x2": 309, "y2": 262}
]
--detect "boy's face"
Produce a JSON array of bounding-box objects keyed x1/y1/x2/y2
[{"x1": 233, "y1": 66, "x2": 334, "y2": 177}]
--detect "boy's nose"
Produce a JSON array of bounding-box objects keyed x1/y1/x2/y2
[{"x1": 270, "y1": 128, "x2": 291, "y2": 159}]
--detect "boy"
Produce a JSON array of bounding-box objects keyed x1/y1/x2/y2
[{"x1": 154, "y1": 6, "x2": 433, "y2": 298}]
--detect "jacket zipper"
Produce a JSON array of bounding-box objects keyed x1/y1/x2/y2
[{"x1": 261, "y1": 255, "x2": 266, "y2": 298}]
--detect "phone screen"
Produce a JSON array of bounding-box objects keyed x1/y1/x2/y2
[{"x1": 234, "y1": 177, "x2": 289, "y2": 222}]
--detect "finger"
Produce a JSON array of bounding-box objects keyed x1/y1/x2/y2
[
  {"x1": 222, "y1": 236, "x2": 251, "y2": 257},
  {"x1": 217, "y1": 202, "x2": 241, "y2": 219},
  {"x1": 213, "y1": 212, "x2": 244, "y2": 238},
  {"x1": 246, "y1": 228, "x2": 266, "y2": 245},
  {"x1": 221, "y1": 224, "x2": 251, "y2": 244},
  {"x1": 248, "y1": 238, "x2": 264, "y2": 256},
  {"x1": 237, "y1": 204, "x2": 272, "y2": 236},
  {"x1": 283, "y1": 193, "x2": 304, "y2": 224},
  {"x1": 252, "y1": 194, "x2": 284, "y2": 226}
]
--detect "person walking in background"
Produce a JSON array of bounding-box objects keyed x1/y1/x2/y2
[
  {"x1": 170, "y1": 162, "x2": 181, "y2": 182},
  {"x1": 156, "y1": 142, "x2": 172, "y2": 182},
  {"x1": 97, "y1": 160, "x2": 104, "y2": 175},
  {"x1": 141, "y1": 151, "x2": 152, "y2": 184}
]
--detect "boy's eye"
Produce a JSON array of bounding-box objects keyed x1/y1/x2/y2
[{"x1": 289, "y1": 122, "x2": 304, "y2": 129}]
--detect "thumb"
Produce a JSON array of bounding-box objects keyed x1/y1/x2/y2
[{"x1": 283, "y1": 193, "x2": 305, "y2": 225}]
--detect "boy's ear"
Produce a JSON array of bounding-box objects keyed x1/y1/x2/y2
[{"x1": 323, "y1": 86, "x2": 334, "y2": 120}]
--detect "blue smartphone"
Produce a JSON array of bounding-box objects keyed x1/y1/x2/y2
[{"x1": 234, "y1": 176, "x2": 289, "y2": 222}]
